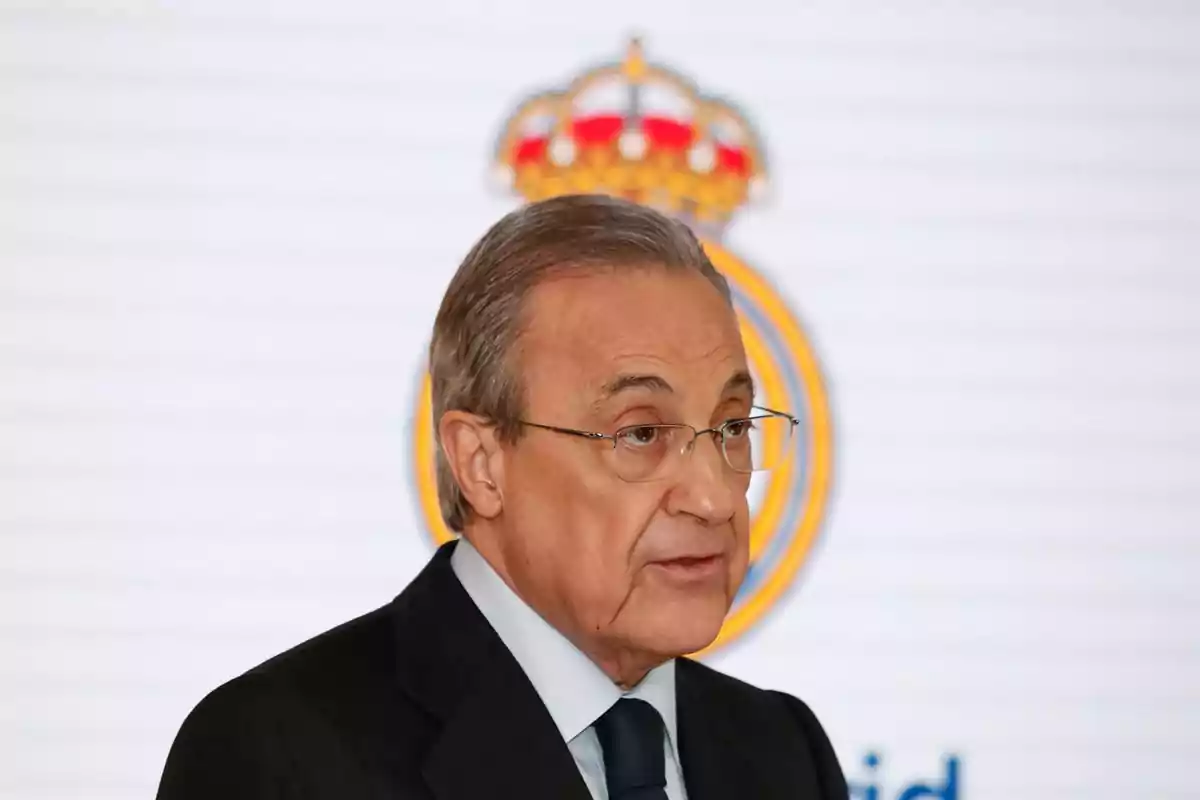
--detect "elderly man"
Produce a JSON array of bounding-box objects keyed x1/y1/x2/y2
[{"x1": 157, "y1": 194, "x2": 846, "y2": 799}]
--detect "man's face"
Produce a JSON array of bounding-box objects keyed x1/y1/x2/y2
[{"x1": 494, "y1": 266, "x2": 752, "y2": 670}]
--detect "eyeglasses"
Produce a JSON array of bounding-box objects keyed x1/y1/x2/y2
[{"x1": 518, "y1": 405, "x2": 798, "y2": 483}]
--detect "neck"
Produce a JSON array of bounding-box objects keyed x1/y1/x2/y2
[
  {"x1": 592, "y1": 650, "x2": 663, "y2": 691},
  {"x1": 460, "y1": 526, "x2": 668, "y2": 690}
]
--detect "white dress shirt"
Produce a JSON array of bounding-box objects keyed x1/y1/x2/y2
[{"x1": 451, "y1": 537, "x2": 688, "y2": 800}]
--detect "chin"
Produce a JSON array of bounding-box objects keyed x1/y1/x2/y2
[{"x1": 634, "y1": 592, "x2": 731, "y2": 658}]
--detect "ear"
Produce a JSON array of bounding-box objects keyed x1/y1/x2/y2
[{"x1": 438, "y1": 410, "x2": 504, "y2": 521}]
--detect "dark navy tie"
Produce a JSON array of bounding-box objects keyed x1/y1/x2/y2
[{"x1": 594, "y1": 698, "x2": 669, "y2": 800}]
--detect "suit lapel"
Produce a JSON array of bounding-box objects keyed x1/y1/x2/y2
[
  {"x1": 676, "y1": 658, "x2": 794, "y2": 800},
  {"x1": 422, "y1": 654, "x2": 592, "y2": 800},
  {"x1": 676, "y1": 657, "x2": 744, "y2": 800},
  {"x1": 391, "y1": 541, "x2": 591, "y2": 800}
]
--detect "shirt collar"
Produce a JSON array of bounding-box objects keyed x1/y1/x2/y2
[{"x1": 450, "y1": 537, "x2": 680, "y2": 754}]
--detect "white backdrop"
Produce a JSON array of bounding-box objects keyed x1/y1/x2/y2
[{"x1": 3, "y1": 2, "x2": 1200, "y2": 798}]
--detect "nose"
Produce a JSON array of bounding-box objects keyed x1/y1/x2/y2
[{"x1": 664, "y1": 431, "x2": 739, "y2": 525}]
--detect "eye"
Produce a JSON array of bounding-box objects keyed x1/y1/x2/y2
[
  {"x1": 616, "y1": 425, "x2": 663, "y2": 448},
  {"x1": 723, "y1": 418, "x2": 755, "y2": 439}
]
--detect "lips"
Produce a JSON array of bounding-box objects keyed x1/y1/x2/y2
[
  {"x1": 647, "y1": 551, "x2": 726, "y2": 582},
  {"x1": 654, "y1": 554, "x2": 721, "y2": 567}
]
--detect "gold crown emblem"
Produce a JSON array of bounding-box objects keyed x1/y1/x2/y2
[{"x1": 493, "y1": 39, "x2": 768, "y2": 238}]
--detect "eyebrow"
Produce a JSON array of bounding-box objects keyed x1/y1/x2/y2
[
  {"x1": 595, "y1": 374, "x2": 674, "y2": 405},
  {"x1": 591, "y1": 369, "x2": 756, "y2": 409},
  {"x1": 724, "y1": 370, "x2": 756, "y2": 400}
]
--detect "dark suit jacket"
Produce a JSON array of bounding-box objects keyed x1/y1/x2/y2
[{"x1": 157, "y1": 541, "x2": 846, "y2": 799}]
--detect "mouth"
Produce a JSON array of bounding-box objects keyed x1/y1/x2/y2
[{"x1": 647, "y1": 553, "x2": 725, "y2": 582}]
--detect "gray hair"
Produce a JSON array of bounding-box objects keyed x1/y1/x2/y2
[{"x1": 428, "y1": 193, "x2": 733, "y2": 531}]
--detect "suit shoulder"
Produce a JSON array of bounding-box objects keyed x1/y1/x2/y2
[
  {"x1": 174, "y1": 602, "x2": 399, "y2": 740},
  {"x1": 678, "y1": 657, "x2": 826, "y2": 710},
  {"x1": 678, "y1": 657, "x2": 835, "y2": 739},
  {"x1": 767, "y1": 689, "x2": 847, "y2": 797},
  {"x1": 676, "y1": 657, "x2": 786, "y2": 712},
  {"x1": 158, "y1": 602, "x2": 413, "y2": 798},
  {"x1": 676, "y1": 658, "x2": 847, "y2": 795},
  {"x1": 247, "y1": 602, "x2": 396, "y2": 685}
]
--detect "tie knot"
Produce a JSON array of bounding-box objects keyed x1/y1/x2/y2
[{"x1": 594, "y1": 698, "x2": 667, "y2": 799}]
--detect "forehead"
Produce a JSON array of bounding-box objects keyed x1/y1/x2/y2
[{"x1": 518, "y1": 268, "x2": 747, "y2": 402}]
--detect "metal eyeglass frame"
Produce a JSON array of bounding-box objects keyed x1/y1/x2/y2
[{"x1": 516, "y1": 405, "x2": 799, "y2": 480}]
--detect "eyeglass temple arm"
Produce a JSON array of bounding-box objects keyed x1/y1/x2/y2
[
  {"x1": 752, "y1": 404, "x2": 799, "y2": 424},
  {"x1": 521, "y1": 421, "x2": 612, "y2": 441}
]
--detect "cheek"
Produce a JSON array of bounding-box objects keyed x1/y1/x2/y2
[
  {"x1": 574, "y1": 483, "x2": 661, "y2": 569},
  {"x1": 564, "y1": 485, "x2": 665, "y2": 616},
  {"x1": 506, "y1": 442, "x2": 579, "y2": 517},
  {"x1": 734, "y1": 496, "x2": 752, "y2": 545},
  {"x1": 729, "y1": 496, "x2": 752, "y2": 579},
  {"x1": 571, "y1": 455, "x2": 661, "y2": 537},
  {"x1": 506, "y1": 448, "x2": 660, "y2": 602}
]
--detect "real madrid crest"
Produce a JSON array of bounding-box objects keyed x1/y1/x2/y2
[{"x1": 411, "y1": 40, "x2": 833, "y2": 653}]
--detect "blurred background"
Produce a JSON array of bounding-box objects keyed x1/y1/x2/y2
[{"x1": 3, "y1": 2, "x2": 1199, "y2": 798}]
